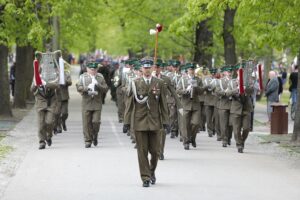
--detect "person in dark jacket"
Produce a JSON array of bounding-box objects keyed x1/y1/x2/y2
[{"x1": 289, "y1": 65, "x2": 298, "y2": 106}]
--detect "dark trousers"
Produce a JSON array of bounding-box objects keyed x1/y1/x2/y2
[{"x1": 135, "y1": 130, "x2": 161, "y2": 182}]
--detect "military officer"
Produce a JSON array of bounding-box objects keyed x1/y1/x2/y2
[
  {"x1": 54, "y1": 69, "x2": 72, "y2": 133},
  {"x1": 123, "y1": 58, "x2": 169, "y2": 187},
  {"x1": 76, "y1": 62, "x2": 108, "y2": 148},
  {"x1": 31, "y1": 53, "x2": 59, "y2": 150},
  {"x1": 176, "y1": 63, "x2": 203, "y2": 150},
  {"x1": 153, "y1": 59, "x2": 181, "y2": 160},
  {"x1": 228, "y1": 72, "x2": 254, "y2": 153},
  {"x1": 168, "y1": 60, "x2": 182, "y2": 139},
  {"x1": 215, "y1": 67, "x2": 233, "y2": 147},
  {"x1": 203, "y1": 72, "x2": 217, "y2": 137}
]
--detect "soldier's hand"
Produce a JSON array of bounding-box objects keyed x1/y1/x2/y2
[
  {"x1": 163, "y1": 124, "x2": 170, "y2": 133},
  {"x1": 123, "y1": 124, "x2": 130, "y2": 133}
]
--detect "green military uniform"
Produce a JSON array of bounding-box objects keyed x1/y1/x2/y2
[
  {"x1": 214, "y1": 78, "x2": 222, "y2": 141},
  {"x1": 54, "y1": 71, "x2": 72, "y2": 133},
  {"x1": 76, "y1": 62, "x2": 108, "y2": 148},
  {"x1": 155, "y1": 61, "x2": 182, "y2": 160},
  {"x1": 124, "y1": 59, "x2": 169, "y2": 187},
  {"x1": 31, "y1": 81, "x2": 59, "y2": 149},
  {"x1": 229, "y1": 84, "x2": 253, "y2": 153},
  {"x1": 113, "y1": 67, "x2": 124, "y2": 123},
  {"x1": 204, "y1": 76, "x2": 216, "y2": 137},
  {"x1": 215, "y1": 70, "x2": 233, "y2": 147},
  {"x1": 176, "y1": 63, "x2": 203, "y2": 150}
]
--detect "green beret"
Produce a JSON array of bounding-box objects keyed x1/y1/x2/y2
[
  {"x1": 172, "y1": 60, "x2": 181, "y2": 67},
  {"x1": 86, "y1": 62, "x2": 99, "y2": 69},
  {"x1": 185, "y1": 62, "x2": 196, "y2": 69},
  {"x1": 133, "y1": 61, "x2": 141, "y2": 70},
  {"x1": 209, "y1": 68, "x2": 217, "y2": 74},
  {"x1": 167, "y1": 60, "x2": 174, "y2": 66}
]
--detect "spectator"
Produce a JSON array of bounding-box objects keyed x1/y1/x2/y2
[
  {"x1": 9, "y1": 62, "x2": 16, "y2": 96},
  {"x1": 281, "y1": 68, "x2": 287, "y2": 86},
  {"x1": 265, "y1": 71, "x2": 279, "y2": 124},
  {"x1": 289, "y1": 65, "x2": 298, "y2": 106}
]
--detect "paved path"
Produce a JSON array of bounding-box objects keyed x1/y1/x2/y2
[{"x1": 1, "y1": 67, "x2": 300, "y2": 200}]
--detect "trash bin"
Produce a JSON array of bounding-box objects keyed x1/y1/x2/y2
[{"x1": 270, "y1": 103, "x2": 288, "y2": 134}]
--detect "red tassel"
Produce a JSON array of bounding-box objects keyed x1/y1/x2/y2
[
  {"x1": 156, "y1": 24, "x2": 163, "y2": 32},
  {"x1": 238, "y1": 68, "x2": 244, "y2": 95},
  {"x1": 34, "y1": 59, "x2": 42, "y2": 86},
  {"x1": 258, "y1": 64, "x2": 263, "y2": 91}
]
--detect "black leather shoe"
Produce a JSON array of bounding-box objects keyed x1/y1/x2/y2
[
  {"x1": 93, "y1": 139, "x2": 98, "y2": 146},
  {"x1": 227, "y1": 139, "x2": 231, "y2": 146},
  {"x1": 53, "y1": 128, "x2": 58, "y2": 135},
  {"x1": 238, "y1": 147, "x2": 243, "y2": 153},
  {"x1": 85, "y1": 143, "x2": 91, "y2": 148},
  {"x1": 208, "y1": 133, "x2": 213, "y2": 137},
  {"x1": 62, "y1": 121, "x2": 67, "y2": 131},
  {"x1": 46, "y1": 139, "x2": 52, "y2": 146},
  {"x1": 143, "y1": 180, "x2": 150, "y2": 187},
  {"x1": 159, "y1": 154, "x2": 164, "y2": 160},
  {"x1": 184, "y1": 144, "x2": 189, "y2": 150},
  {"x1": 191, "y1": 140, "x2": 196, "y2": 148},
  {"x1": 119, "y1": 119, "x2": 123, "y2": 123},
  {"x1": 150, "y1": 174, "x2": 156, "y2": 184},
  {"x1": 222, "y1": 143, "x2": 227, "y2": 148},
  {"x1": 57, "y1": 128, "x2": 62, "y2": 134},
  {"x1": 170, "y1": 132, "x2": 175, "y2": 138},
  {"x1": 39, "y1": 143, "x2": 46, "y2": 150}
]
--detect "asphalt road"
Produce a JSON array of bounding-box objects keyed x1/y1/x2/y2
[{"x1": 1, "y1": 67, "x2": 300, "y2": 200}]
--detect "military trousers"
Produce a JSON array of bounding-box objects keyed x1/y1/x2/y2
[
  {"x1": 168, "y1": 103, "x2": 178, "y2": 134},
  {"x1": 116, "y1": 87, "x2": 124, "y2": 122},
  {"x1": 183, "y1": 109, "x2": 200, "y2": 144},
  {"x1": 219, "y1": 109, "x2": 232, "y2": 145},
  {"x1": 53, "y1": 100, "x2": 62, "y2": 131},
  {"x1": 135, "y1": 130, "x2": 161, "y2": 182},
  {"x1": 199, "y1": 101, "x2": 206, "y2": 130},
  {"x1": 214, "y1": 106, "x2": 221, "y2": 139},
  {"x1": 37, "y1": 110, "x2": 54, "y2": 143},
  {"x1": 231, "y1": 113, "x2": 250, "y2": 148},
  {"x1": 82, "y1": 109, "x2": 101, "y2": 144},
  {"x1": 160, "y1": 129, "x2": 166, "y2": 155},
  {"x1": 205, "y1": 105, "x2": 215, "y2": 135}
]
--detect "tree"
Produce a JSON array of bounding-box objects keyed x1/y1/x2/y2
[{"x1": 0, "y1": 3, "x2": 12, "y2": 117}]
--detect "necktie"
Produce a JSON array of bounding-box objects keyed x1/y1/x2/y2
[{"x1": 147, "y1": 80, "x2": 150, "y2": 85}]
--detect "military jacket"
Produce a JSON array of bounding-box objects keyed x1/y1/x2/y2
[
  {"x1": 76, "y1": 72, "x2": 108, "y2": 111},
  {"x1": 56, "y1": 71, "x2": 72, "y2": 101},
  {"x1": 158, "y1": 74, "x2": 182, "y2": 107},
  {"x1": 215, "y1": 77, "x2": 232, "y2": 110},
  {"x1": 176, "y1": 75, "x2": 203, "y2": 111},
  {"x1": 31, "y1": 81, "x2": 59, "y2": 112},
  {"x1": 124, "y1": 76, "x2": 169, "y2": 131}
]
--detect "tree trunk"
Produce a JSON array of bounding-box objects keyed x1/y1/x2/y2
[
  {"x1": 25, "y1": 46, "x2": 34, "y2": 101},
  {"x1": 52, "y1": 16, "x2": 60, "y2": 51},
  {"x1": 193, "y1": 19, "x2": 213, "y2": 68},
  {"x1": 292, "y1": 47, "x2": 300, "y2": 142},
  {"x1": 223, "y1": 6, "x2": 237, "y2": 65},
  {"x1": 0, "y1": 45, "x2": 12, "y2": 117},
  {"x1": 14, "y1": 45, "x2": 34, "y2": 108}
]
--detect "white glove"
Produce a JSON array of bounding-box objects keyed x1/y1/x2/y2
[
  {"x1": 41, "y1": 79, "x2": 46, "y2": 86},
  {"x1": 178, "y1": 108, "x2": 184, "y2": 116},
  {"x1": 186, "y1": 85, "x2": 192, "y2": 93}
]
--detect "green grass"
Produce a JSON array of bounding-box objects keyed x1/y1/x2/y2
[
  {"x1": 258, "y1": 134, "x2": 300, "y2": 155},
  {"x1": 0, "y1": 132, "x2": 12, "y2": 159}
]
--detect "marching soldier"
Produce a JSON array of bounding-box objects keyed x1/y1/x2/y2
[
  {"x1": 123, "y1": 58, "x2": 169, "y2": 187},
  {"x1": 203, "y1": 72, "x2": 216, "y2": 137},
  {"x1": 228, "y1": 75, "x2": 253, "y2": 153},
  {"x1": 54, "y1": 69, "x2": 72, "y2": 133},
  {"x1": 31, "y1": 51, "x2": 59, "y2": 149},
  {"x1": 113, "y1": 62, "x2": 124, "y2": 123},
  {"x1": 176, "y1": 63, "x2": 203, "y2": 150},
  {"x1": 215, "y1": 67, "x2": 233, "y2": 147},
  {"x1": 76, "y1": 62, "x2": 108, "y2": 148},
  {"x1": 153, "y1": 60, "x2": 181, "y2": 160},
  {"x1": 168, "y1": 60, "x2": 182, "y2": 139}
]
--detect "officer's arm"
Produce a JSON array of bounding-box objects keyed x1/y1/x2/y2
[
  {"x1": 160, "y1": 81, "x2": 169, "y2": 125},
  {"x1": 167, "y1": 81, "x2": 182, "y2": 108},
  {"x1": 176, "y1": 78, "x2": 186, "y2": 95},
  {"x1": 76, "y1": 75, "x2": 86, "y2": 94},
  {"x1": 66, "y1": 73, "x2": 72, "y2": 86},
  {"x1": 96, "y1": 77, "x2": 109, "y2": 93},
  {"x1": 123, "y1": 94, "x2": 134, "y2": 125}
]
